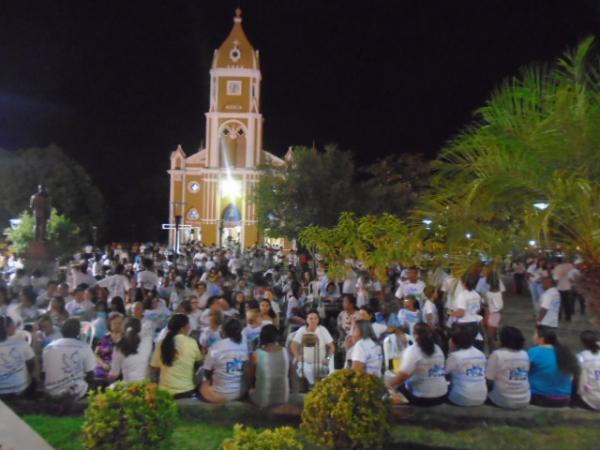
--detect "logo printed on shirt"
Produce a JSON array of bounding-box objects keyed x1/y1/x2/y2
[
  {"x1": 509, "y1": 367, "x2": 528, "y2": 381},
  {"x1": 225, "y1": 357, "x2": 246, "y2": 374},
  {"x1": 428, "y1": 365, "x2": 446, "y2": 377},
  {"x1": 61, "y1": 351, "x2": 82, "y2": 374},
  {"x1": 594, "y1": 369, "x2": 600, "y2": 380},
  {"x1": 0, "y1": 347, "x2": 24, "y2": 374},
  {"x1": 465, "y1": 365, "x2": 484, "y2": 377}
]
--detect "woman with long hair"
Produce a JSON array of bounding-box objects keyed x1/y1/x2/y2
[
  {"x1": 109, "y1": 317, "x2": 153, "y2": 383},
  {"x1": 528, "y1": 326, "x2": 579, "y2": 407},
  {"x1": 246, "y1": 324, "x2": 290, "y2": 407},
  {"x1": 486, "y1": 326, "x2": 531, "y2": 409},
  {"x1": 348, "y1": 320, "x2": 383, "y2": 378},
  {"x1": 386, "y1": 322, "x2": 447, "y2": 406},
  {"x1": 575, "y1": 330, "x2": 600, "y2": 410},
  {"x1": 47, "y1": 295, "x2": 69, "y2": 327},
  {"x1": 201, "y1": 318, "x2": 249, "y2": 403},
  {"x1": 150, "y1": 314, "x2": 203, "y2": 398},
  {"x1": 259, "y1": 299, "x2": 279, "y2": 328}
]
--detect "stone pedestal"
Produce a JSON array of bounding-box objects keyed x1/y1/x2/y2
[{"x1": 25, "y1": 241, "x2": 53, "y2": 273}]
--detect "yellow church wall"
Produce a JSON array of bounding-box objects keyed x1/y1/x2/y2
[
  {"x1": 201, "y1": 223, "x2": 218, "y2": 246},
  {"x1": 217, "y1": 77, "x2": 251, "y2": 112},
  {"x1": 244, "y1": 223, "x2": 260, "y2": 248}
]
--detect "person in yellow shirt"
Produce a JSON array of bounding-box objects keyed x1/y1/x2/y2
[{"x1": 150, "y1": 314, "x2": 202, "y2": 398}]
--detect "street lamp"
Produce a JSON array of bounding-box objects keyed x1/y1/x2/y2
[{"x1": 533, "y1": 202, "x2": 549, "y2": 211}]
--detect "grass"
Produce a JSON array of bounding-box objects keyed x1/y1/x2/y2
[{"x1": 23, "y1": 415, "x2": 600, "y2": 450}]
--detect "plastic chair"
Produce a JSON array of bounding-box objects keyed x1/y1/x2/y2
[
  {"x1": 80, "y1": 321, "x2": 96, "y2": 347},
  {"x1": 15, "y1": 329, "x2": 32, "y2": 345}
]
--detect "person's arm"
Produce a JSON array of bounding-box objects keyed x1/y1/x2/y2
[
  {"x1": 245, "y1": 352, "x2": 258, "y2": 389},
  {"x1": 449, "y1": 308, "x2": 465, "y2": 318},
  {"x1": 290, "y1": 341, "x2": 302, "y2": 361},
  {"x1": 387, "y1": 371, "x2": 410, "y2": 388},
  {"x1": 351, "y1": 360, "x2": 365, "y2": 371},
  {"x1": 537, "y1": 307, "x2": 547, "y2": 324}
]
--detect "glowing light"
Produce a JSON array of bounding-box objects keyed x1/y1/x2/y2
[
  {"x1": 465, "y1": 233, "x2": 472, "y2": 239},
  {"x1": 422, "y1": 219, "x2": 432, "y2": 226},
  {"x1": 221, "y1": 178, "x2": 241, "y2": 198},
  {"x1": 533, "y1": 202, "x2": 549, "y2": 210},
  {"x1": 528, "y1": 240, "x2": 536, "y2": 246}
]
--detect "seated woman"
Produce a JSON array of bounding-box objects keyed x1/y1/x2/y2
[
  {"x1": 358, "y1": 306, "x2": 387, "y2": 339},
  {"x1": 348, "y1": 320, "x2": 383, "y2": 378},
  {"x1": 246, "y1": 324, "x2": 290, "y2": 407},
  {"x1": 386, "y1": 323, "x2": 447, "y2": 406},
  {"x1": 109, "y1": 317, "x2": 153, "y2": 383},
  {"x1": 201, "y1": 318, "x2": 249, "y2": 403},
  {"x1": 47, "y1": 295, "x2": 69, "y2": 327},
  {"x1": 575, "y1": 330, "x2": 600, "y2": 410},
  {"x1": 397, "y1": 295, "x2": 421, "y2": 336},
  {"x1": 0, "y1": 316, "x2": 35, "y2": 399},
  {"x1": 259, "y1": 298, "x2": 279, "y2": 329},
  {"x1": 199, "y1": 310, "x2": 223, "y2": 352},
  {"x1": 528, "y1": 326, "x2": 578, "y2": 407},
  {"x1": 486, "y1": 326, "x2": 530, "y2": 409},
  {"x1": 336, "y1": 294, "x2": 360, "y2": 349},
  {"x1": 150, "y1": 314, "x2": 203, "y2": 398},
  {"x1": 94, "y1": 312, "x2": 124, "y2": 384},
  {"x1": 446, "y1": 325, "x2": 487, "y2": 406}
]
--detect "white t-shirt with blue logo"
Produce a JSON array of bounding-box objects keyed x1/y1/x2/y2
[
  {"x1": 446, "y1": 346, "x2": 487, "y2": 406},
  {"x1": 577, "y1": 350, "x2": 600, "y2": 410},
  {"x1": 203, "y1": 338, "x2": 249, "y2": 397},
  {"x1": 0, "y1": 336, "x2": 34, "y2": 395},
  {"x1": 486, "y1": 348, "x2": 530, "y2": 409},
  {"x1": 400, "y1": 343, "x2": 447, "y2": 398},
  {"x1": 397, "y1": 309, "x2": 421, "y2": 335},
  {"x1": 42, "y1": 338, "x2": 96, "y2": 399}
]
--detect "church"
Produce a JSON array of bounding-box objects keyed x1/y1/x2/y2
[{"x1": 167, "y1": 9, "x2": 288, "y2": 250}]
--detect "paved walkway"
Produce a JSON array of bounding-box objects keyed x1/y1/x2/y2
[
  {"x1": 0, "y1": 400, "x2": 54, "y2": 450},
  {"x1": 500, "y1": 283, "x2": 593, "y2": 351}
]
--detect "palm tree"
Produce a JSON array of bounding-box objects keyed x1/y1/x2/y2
[{"x1": 422, "y1": 36, "x2": 600, "y2": 325}]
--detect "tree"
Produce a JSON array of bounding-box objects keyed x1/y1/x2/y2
[
  {"x1": 358, "y1": 153, "x2": 431, "y2": 217},
  {"x1": 254, "y1": 145, "x2": 357, "y2": 240},
  {"x1": 0, "y1": 145, "x2": 105, "y2": 240},
  {"x1": 423, "y1": 36, "x2": 600, "y2": 324},
  {"x1": 4, "y1": 209, "x2": 83, "y2": 258}
]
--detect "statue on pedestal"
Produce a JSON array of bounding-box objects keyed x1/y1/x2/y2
[{"x1": 30, "y1": 185, "x2": 50, "y2": 241}]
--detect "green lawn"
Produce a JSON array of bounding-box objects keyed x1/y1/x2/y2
[{"x1": 23, "y1": 415, "x2": 600, "y2": 450}]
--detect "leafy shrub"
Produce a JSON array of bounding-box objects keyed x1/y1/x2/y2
[
  {"x1": 83, "y1": 381, "x2": 178, "y2": 450},
  {"x1": 301, "y1": 368, "x2": 390, "y2": 450},
  {"x1": 222, "y1": 424, "x2": 304, "y2": 450}
]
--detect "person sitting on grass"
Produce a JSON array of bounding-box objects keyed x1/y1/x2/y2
[
  {"x1": 42, "y1": 318, "x2": 96, "y2": 400},
  {"x1": 150, "y1": 314, "x2": 203, "y2": 398},
  {"x1": 109, "y1": 317, "x2": 153, "y2": 383},
  {"x1": 246, "y1": 324, "x2": 290, "y2": 408},
  {"x1": 485, "y1": 326, "x2": 530, "y2": 409},
  {"x1": 201, "y1": 318, "x2": 249, "y2": 403},
  {"x1": 0, "y1": 316, "x2": 35, "y2": 399},
  {"x1": 575, "y1": 330, "x2": 600, "y2": 410},
  {"x1": 348, "y1": 319, "x2": 383, "y2": 378},
  {"x1": 386, "y1": 322, "x2": 447, "y2": 406},
  {"x1": 446, "y1": 324, "x2": 487, "y2": 406},
  {"x1": 528, "y1": 325, "x2": 579, "y2": 407}
]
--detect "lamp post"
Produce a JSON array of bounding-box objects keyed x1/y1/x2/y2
[{"x1": 170, "y1": 201, "x2": 186, "y2": 253}]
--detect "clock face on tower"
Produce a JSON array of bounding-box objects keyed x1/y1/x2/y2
[{"x1": 188, "y1": 181, "x2": 200, "y2": 193}]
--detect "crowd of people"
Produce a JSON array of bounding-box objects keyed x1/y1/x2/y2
[{"x1": 0, "y1": 243, "x2": 598, "y2": 412}]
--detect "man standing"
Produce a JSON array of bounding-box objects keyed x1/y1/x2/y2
[
  {"x1": 537, "y1": 277, "x2": 561, "y2": 331},
  {"x1": 552, "y1": 258, "x2": 575, "y2": 322}
]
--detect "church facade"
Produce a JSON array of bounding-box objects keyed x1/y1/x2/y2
[{"x1": 167, "y1": 9, "x2": 286, "y2": 249}]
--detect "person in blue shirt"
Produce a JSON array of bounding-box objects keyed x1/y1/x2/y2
[{"x1": 528, "y1": 326, "x2": 579, "y2": 407}]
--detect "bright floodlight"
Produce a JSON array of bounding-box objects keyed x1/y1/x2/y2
[
  {"x1": 465, "y1": 232, "x2": 472, "y2": 239},
  {"x1": 529, "y1": 240, "x2": 536, "y2": 246},
  {"x1": 221, "y1": 178, "x2": 241, "y2": 198},
  {"x1": 533, "y1": 202, "x2": 549, "y2": 210},
  {"x1": 422, "y1": 219, "x2": 433, "y2": 226}
]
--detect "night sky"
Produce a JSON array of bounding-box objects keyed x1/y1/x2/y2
[{"x1": 1, "y1": 0, "x2": 599, "y2": 240}]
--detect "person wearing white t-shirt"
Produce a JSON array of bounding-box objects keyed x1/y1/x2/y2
[
  {"x1": 482, "y1": 272, "x2": 504, "y2": 350},
  {"x1": 349, "y1": 320, "x2": 383, "y2": 378},
  {"x1": 449, "y1": 274, "x2": 482, "y2": 349},
  {"x1": 291, "y1": 311, "x2": 335, "y2": 385},
  {"x1": 441, "y1": 274, "x2": 464, "y2": 326},
  {"x1": 109, "y1": 317, "x2": 152, "y2": 383},
  {"x1": 358, "y1": 306, "x2": 387, "y2": 339},
  {"x1": 42, "y1": 319, "x2": 96, "y2": 399},
  {"x1": 394, "y1": 268, "x2": 425, "y2": 301},
  {"x1": 0, "y1": 316, "x2": 35, "y2": 397},
  {"x1": 537, "y1": 277, "x2": 561, "y2": 330},
  {"x1": 486, "y1": 326, "x2": 530, "y2": 409},
  {"x1": 201, "y1": 318, "x2": 249, "y2": 403},
  {"x1": 137, "y1": 259, "x2": 159, "y2": 291},
  {"x1": 65, "y1": 286, "x2": 95, "y2": 321},
  {"x1": 386, "y1": 323, "x2": 447, "y2": 406},
  {"x1": 446, "y1": 325, "x2": 487, "y2": 406},
  {"x1": 575, "y1": 330, "x2": 600, "y2": 410},
  {"x1": 97, "y1": 264, "x2": 130, "y2": 300}
]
